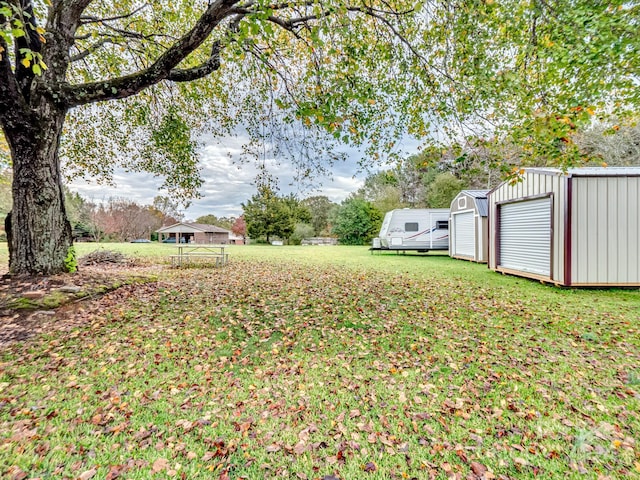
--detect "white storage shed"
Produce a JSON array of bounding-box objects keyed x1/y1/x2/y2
[
  {"x1": 488, "y1": 167, "x2": 640, "y2": 286},
  {"x1": 449, "y1": 190, "x2": 489, "y2": 263}
]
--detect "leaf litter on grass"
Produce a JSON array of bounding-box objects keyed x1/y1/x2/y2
[{"x1": 0, "y1": 257, "x2": 638, "y2": 479}]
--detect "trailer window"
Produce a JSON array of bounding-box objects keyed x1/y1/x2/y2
[
  {"x1": 405, "y1": 222, "x2": 419, "y2": 232},
  {"x1": 436, "y1": 220, "x2": 449, "y2": 229}
]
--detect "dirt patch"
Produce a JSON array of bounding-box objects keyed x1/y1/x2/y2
[{"x1": 0, "y1": 263, "x2": 161, "y2": 346}]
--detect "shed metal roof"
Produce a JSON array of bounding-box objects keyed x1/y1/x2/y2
[
  {"x1": 462, "y1": 189, "x2": 490, "y2": 198},
  {"x1": 458, "y1": 190, "x2": 489, "y2": 217},
  {"x1": 475, "y1": 198, "x2": 489, "y2": 217},
  {"x1": 526, "y1": 167, "x2": 640, "y2": 177}
]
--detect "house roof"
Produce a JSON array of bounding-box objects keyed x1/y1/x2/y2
[
  {"x1": 156, "y1": 222, "x2": 231, "y2": 234},
  {"x1": 190, "y1": 223, "x2": 231, "y2": 233}
]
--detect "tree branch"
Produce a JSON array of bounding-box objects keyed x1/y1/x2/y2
[
  {"x1": 79, "y1": 4, "x2": 148, "y2": 25},
  {"x1": 346, "y1": 5, "x2": 454, "y2": 84},
  {"x1": 60, "y1": 0, "x2": 240, "y2": 107},
  {"x1": 167, "y1": 41, "x2": 222, "y2": 82},
  {"x1": 228, "y1": 6, "x2": 332, "y2": 32},
  {"x1": 69, "y1": 38, "x2": 115, "y2": 61}
]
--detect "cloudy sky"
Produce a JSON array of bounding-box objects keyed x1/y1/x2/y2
[{"x1": 67, "y1": 133, "x2": 414, "y2": 221}]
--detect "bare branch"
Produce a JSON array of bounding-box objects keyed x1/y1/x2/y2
[
  {"x1": 229, "y1": 5, "x2": 332, "y2": 32},
  {"x1": 70, "y1": 38, "x2": 115, "y2": 61},
  {"x1": 79, "y1": 4, "x2": 148, "y2": 25},
  {"x1": 72, "y1": 29, "x2": 173, "y2": 61},
  {"x1": 88, "y1": 20, "x2": 166, "y2": 42},
  {"x1": 242, "y1": 41, "x2": 302, "y2": 109},
  {"x1": 167, "y1": 41, "x2": 222, "y2": 82}
]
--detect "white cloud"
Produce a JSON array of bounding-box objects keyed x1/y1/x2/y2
[
  {"x1": 68, "y1": 170, "x2": 161, "y2": 205},
  {"x1": 67, "y1": 134, "x2": 370, "y2": 220}
]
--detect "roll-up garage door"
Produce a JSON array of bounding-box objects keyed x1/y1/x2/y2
[
  {"x1": 499, "y1": 197, "x2": 551, "y2": 277},
  {"x1": 453, "y1": 211, "x2": 475, "y2": 258}
]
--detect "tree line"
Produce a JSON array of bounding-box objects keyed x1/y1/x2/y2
[
  {"x1": 3, "y1": 114, "x2": 637, "y2": 248},
  {"x1": 243, "y1": 122, "x2": 640, "y2": 245}
]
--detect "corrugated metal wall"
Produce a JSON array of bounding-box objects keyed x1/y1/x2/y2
[
  {"x1": 498, "y1": 198, "x2": 552, "y2": 276},
  {"x1": 572, "y1": 176, "x2": 640, "y2": 285},
  {"x1": 452, "y1": 211, "x2": 475, "y2": 258}
]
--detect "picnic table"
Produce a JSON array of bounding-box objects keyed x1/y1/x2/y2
[{"x1": 170, "y1": 244, "x2": 229, "y2": 267}]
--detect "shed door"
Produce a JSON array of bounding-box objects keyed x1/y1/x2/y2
[
  {"x1": 499, "y1": 198, "x2": 551, "y2": 277},
  {"x1": 453, "y1": 211, "x2": 475, "y2": 258}
]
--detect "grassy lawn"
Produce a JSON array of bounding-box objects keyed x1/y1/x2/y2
[{"x1": 1, "y1": 244, "x2": 639, "y2": 479}]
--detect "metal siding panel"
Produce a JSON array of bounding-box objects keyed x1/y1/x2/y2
[
  {"x1": 607, "y1": 178, "x2": 617, "y2": 282},
  {"x1": 488, "y1": 188, "x2": 505, "y2": 269},
  {"x1": 573, "y1": 177, "x2": 640, "y2": 285},
  {"x1": 599, "y1": 179, "x2": 610, "y2": 281},
  {"x1": 617, "y1": 178, "x2": 627, "y2": 282},
  {"x1": 589, "y1": 179, "x2": 600, "y2": 281},
  {"x1": 450, "y1": 193, "x2": 464, "y2": 213},
  {"x1": 453, "y1": 211, "x2": 476, "y2": 258},
  {"x1": 558, "y1": 176, "x2": 566, "y2": 280},
  {"x1": 552, "y1": 176, "x2": 562, "y2": 281},
  {"x1": 572, "y1": 180, "x2": 590, "y2": 283},
  {"x1": 499, "y1": 198, "x2": 552, "y2": 276},
  {"x1": 583, "y1": 180, "x2": 593, "y2": 281},
  {"x1": 630, "y1": 179, "x2": 640, "y2": 282},
  {"x1": 585, "y1": 179, "x2": 597, "y2": 282},
  {"x1": 583, "y1": 180, "x2": 592, "y2": 283},
  {"x1": 488, "y1": 194, "x2": 495, "y2": 268},
  {"x1": 476, "y1": 198, "x2": 489, "y2": 217},
  {"x1": 480, "y1": 217, "x2": 489, "y2": 262}
]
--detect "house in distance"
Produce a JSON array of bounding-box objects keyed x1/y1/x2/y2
[{"x1": 157, "y1": 222, "x2": 243, "y2": 244}]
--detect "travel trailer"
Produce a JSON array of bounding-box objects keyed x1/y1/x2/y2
[{"x1": 374, "y1": 209, "x2": 450, "y2": 251}]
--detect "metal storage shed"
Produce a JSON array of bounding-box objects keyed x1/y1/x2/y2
[
  {"x1": 449, "y1": 190, "x2": 489, "y2": 263},
  {"x1": 488, "y1": 167, "x2": 640, "y2": 286}
]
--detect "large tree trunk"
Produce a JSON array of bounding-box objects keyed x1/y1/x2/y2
[{"x1": 7, "y1": 104, "x2": 73, "y2": 276}]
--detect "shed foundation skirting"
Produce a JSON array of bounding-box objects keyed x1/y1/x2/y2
[{"x1": 495, "y1": 267, "x2": 551, "y2": 283}]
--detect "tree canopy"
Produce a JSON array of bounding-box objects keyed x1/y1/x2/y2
[
  {"x1": 3, "y1": 0, "x2": 637, "y2": 185},
  {"x1": 300, "y1": 196, "x2": 336, "y2": 236},
  {"x1": 331, "y1": 196, "x2": 382, "y2": 245},
  {"x1": 195, "y1": 214, "x2": 235, "y2": 230},
  {"x1": 242, "y1": 186, "x2": 310, "y2": 242}
]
